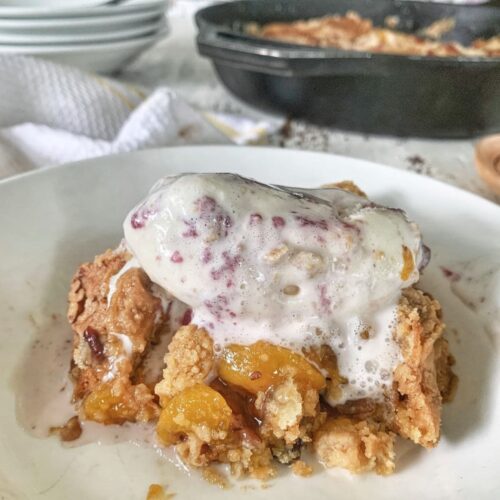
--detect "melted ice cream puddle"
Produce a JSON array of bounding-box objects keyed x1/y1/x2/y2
[
  {"x1": 124, "y1": 173, "x2": 426, "y2": 403},
  {"x1": 14, "y1": 305, "x2": 185, "y2": 442}
]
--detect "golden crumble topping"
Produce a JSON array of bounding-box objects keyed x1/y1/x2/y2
[
  {"x1": 314, "y1": 417, "x2": 396, "y2": 475},
  {"x1": 322, "y1": 180, "x2": 368, "y2": 198},
  {"x1": 291, "y1": 460, "x2": 313, "y2": 477},
  {"x1": 155, "y1": 325, "x2": 214, "y2": 403},
  {"x1": 146, "y1": 484, "x2": 174, "y2": 500},
  {"x1": 201, "y1": 467, "x2": 230, "y2": 489}
]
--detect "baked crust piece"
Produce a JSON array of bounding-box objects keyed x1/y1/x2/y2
[
  {"x1": 314, "y1": 417, "x2": 396, "y2": 475},
  {"x1": 322, "y1": 180, "x2": 368, "y2": 198},
  {"x1": 155, "y1": 324, "x2": 214, "y2": 404},
  {"x1": 393, "y1": 287, "x2": 448, "y2": 448},
  {"x1": 67, "y1": 249, "x2": 167, "y2": 423}
]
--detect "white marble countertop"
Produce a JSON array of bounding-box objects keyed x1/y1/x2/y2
[{"x1": 120, "y1": 2, "x2": 499, "y2": 204}]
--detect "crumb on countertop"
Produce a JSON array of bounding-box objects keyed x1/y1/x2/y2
[{"x1": 407, "y1": 155, "x2": 425, "y2": 167}]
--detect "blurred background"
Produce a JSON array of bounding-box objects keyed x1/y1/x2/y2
[{"x1": 0, "y1": 0, "x2": 498, "y2": 203}]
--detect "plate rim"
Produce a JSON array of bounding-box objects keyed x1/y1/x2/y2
[
  {"x1": 0, "y1": 9, "x2": 163, "y2": 30},
  {"x1": 1, "y1": 145, "x2": 498, "y2": 214},
  {"x1": 0, "y1": 0, "x2": 166, "y2": 18},
  {"x1": 1, "y1": 144, "x2": 499, "y2": 499},
  {"x1": 0, "y1": 17, "x2": 165, "y2": 44},
  {"x1": 0, "y1": 26, "x2": 167, "y2": 52},
  {"x1": 0, "y1": 9, "x2": 165, "y2": 30}
]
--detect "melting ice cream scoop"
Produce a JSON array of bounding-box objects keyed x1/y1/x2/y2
[{"x1": 124, "y1": 173, "x2": 426, "y2": 402}]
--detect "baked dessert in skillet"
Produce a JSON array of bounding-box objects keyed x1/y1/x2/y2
[{"x1": 248, "y1": 11, "x2": 500, "y2": 58}]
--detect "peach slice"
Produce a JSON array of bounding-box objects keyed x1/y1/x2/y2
[
  {"x1": 157, "y1": 384, "x2": 232, "y2": 445},
  {"x1": 219, "y1": 341, "x2": 326, "y2": 395}
]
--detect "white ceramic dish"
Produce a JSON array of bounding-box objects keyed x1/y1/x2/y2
[
  {"x1": 0, "y1": 28, "x2": 167, "y2": 73},
  {"x1": 0, "y1": 0, "x2": 108, "y2": 10},
  {"x1": 0, "y1": 146, "x2": 499, "y2": 499},
  {"x1": 0, "y1": 0, "x2": 165, "y2": 18},
  {"x1": 0, "y1": 17, "x2": 165, "y2": 44},
  {"x1": 0, "y1": 9, "x2": 163, "y2": 30}
]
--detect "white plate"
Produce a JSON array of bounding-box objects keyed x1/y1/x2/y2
[
  {"x1": 0, "y1": 9, "x2": 163, "y2": 30},
  {"x1": 0, "y1": 28, "x2": 167, "y2": 73},
  {"x1": 0, "y1": 0, "x2": 108, "y2": 10},
  {"x1": 0, "y1": 0, "x2": 165, "y2": 18},
  {"x1": 0, "y1": 17, "x2": 165, "y2": 44},
  {"x1": 0, "y1": 146, "x2": 499, "y2": 500}
]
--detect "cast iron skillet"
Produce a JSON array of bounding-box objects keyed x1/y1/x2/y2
[{"x1": 195, "y1": 0, "x2": 500, "y2": 138}]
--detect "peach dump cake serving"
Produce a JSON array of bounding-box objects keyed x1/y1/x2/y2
[
  {"x1": 248, "y1": 11, "x2": 500, "y2": 58},
  {"x1": 67, "y1": 173, "x2": 457, "y2": 479}
]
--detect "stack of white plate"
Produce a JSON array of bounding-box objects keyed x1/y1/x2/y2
[{"x1": 0, "y1": 0, "x2": 169, "y2": 73}]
